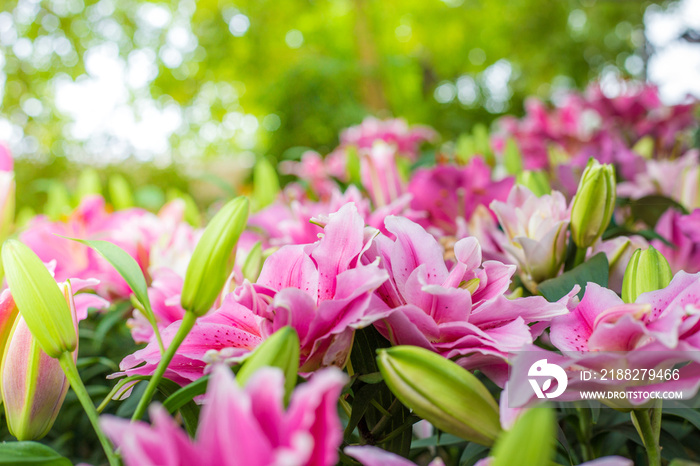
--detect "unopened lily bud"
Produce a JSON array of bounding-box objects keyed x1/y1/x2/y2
[
  {"x1": 180, "y1": 197, "x2": 249, "y2": 316},
  {"x1": 570, "y1": 159, "x2": 616, "y2": 249},
  {"x1": 621, "y1": 246, "x2": 673, "y2": 303},
  {"x1": 2, "y1": 240, "x2": 76, "y2": 357},
  {"x1": 2, "y1": 313, "x2": 71, "y2": 440},
  {"x1": 377, "y1": 346, "x2": 501, "y2": 446},
  {"x1": 253, "y1": 158, "x2": 280, "y2": 210},
  {"x1": 516, "y1": 170, "x2": 551, "y2": 196},
  {"x1": 108, "y1": 174, "x2": 134, "y2": 210},
  {"x1": 236, "y1": 326, "x2": 300, "y2": 401},
  {"x1": 241, "y1": 241, "x2": 263, "y2": 283}
]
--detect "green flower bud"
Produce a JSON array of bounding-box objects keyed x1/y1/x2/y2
[
  {"x1": 516, "y1": 170, "x2": 551, "y2": 196},
  {"x1": 491, "y1": 406, "x2": 556, "y2": 466},
  {"x1": 180, "y1": 197, "x2": 249, "y2": 316},
  {"x1": 108, "y1": 174, "x2": 134, "y2": 210},
  {"x1": 253, "y1": 158, "x2": 280, "y2": 210},
  {"x1": 241, "y1": 241, "x2": 263, "y2": 283},
  {"x1": 377, "y1": 346, "x2": 501, "y2": 446},
  {"x1": 2, "y1": 313, "x2": 72, "y2": 440},
  {"x1": 74, "y1": 168, "x2": 102, "y2": 203},
  {"x1": 621, "y1": 246, "x2": 673, "y2": 303},
  {"x1": 570, "y1": 158, "x2": 616, "y2": 249},
  {"x1": 236, "y1": 326, "x2": 300, "y2": 402},
  {"x1": 1, "y1": 240, "x2": 76, "y2": 358}
]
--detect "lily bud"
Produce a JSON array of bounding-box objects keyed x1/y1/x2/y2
[
  {"x1": 108, "y1": 174, "x2": 134, "y2": 210},
  {"x1": 253, "y1": 158, "x2": 280, "y2": 210},
  {"x1": 377, "y1": 346, "x2": 501, "y2": 446},
  {"x1": 516, "y1": 170, "x2": 551, "y2": 196},
  {"x1": 241, "y1": 241, "x2": 263, "y2": 283},
  {"x1": 236, "y1": 326, "x2": 300, "y2": 402},
  {"x1": 180, "y1": 197, "x2": 249, "y2": 316},
  {"x1": 2, "y1": 312, "x2": 71, "y2": 440},
  {"x1": 621, "y1": 246, "x2": 673, "y2": 303},
  {"x1": 2, "y1": 240, "x2": 76, "y2": 357},
  {"x1": 570, "y1": 159, "x2": 616, "y2": 249}
]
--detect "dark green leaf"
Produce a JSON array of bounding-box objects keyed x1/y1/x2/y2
[
  {"x1": 0, "y1": 442, "x2": 72, "y2": 465},
  {"x1": 539, "y1": 253, "x2": 609, "y2": 301},
  {"x1": 629, "y1": 196, "x2": 688, "y2": 228}
]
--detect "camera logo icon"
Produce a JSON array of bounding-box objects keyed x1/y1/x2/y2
[{"x1": 528, "y1": 359, "x2": 568, "y2": 399}]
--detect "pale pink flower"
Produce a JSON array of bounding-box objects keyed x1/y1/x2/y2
[{"x1": 102, "y1": 365, "x2": 347, "y2": 466}]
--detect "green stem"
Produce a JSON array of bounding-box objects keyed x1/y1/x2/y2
[
  {"x1": 632, "y1": 404, "x2": 662, "y2": 466},
  {"x1": 58, "y1": 352, "x2": 119, "y2": 466},
  {"x1": 573, "y1": 246, "x2": 588, "y2": 268},
  {"x1": 131, "y1": 311, "x2": 197, "y2": 421},
  {"x1": 575, "y1": 405, "x2": 595, "y2": 462}
]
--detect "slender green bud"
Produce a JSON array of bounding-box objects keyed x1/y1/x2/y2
[
  {"x1": 621, "y1": 246, "x2": 673, "y2": 303},
  {"x1": 180, "y1": 197, "x2": 249, "y2": 316},
  {"x1": 253, "y1": 158, "x2": 280, "y2": 210},
  {"x1": 516, "y1": 170, "x2": 551, "y2": 196},
  {"x1": 74, "y1": 168, "x2": 102, "y2": 202},
  {"x1": 1, "y1": 240, "x2": 76, "y2": 358},
  {"x1": 570, "y1": 158, "x2": 616, "y2": 249},
  {"x1": 491, "y1": 406, "x2": 556, "y2": 466},
  {"x1": 236, "y1": 326, "x2": 300, "y2": 402},
  {"x1": 377, "y1": 346, "x2": 501, "y2": 446},
  {"x1": 241, "y1": 241, "x2": 263, "y2": 282},
  {"x1": 108, "y1": 174, "x2": 134, "y2": 210}
]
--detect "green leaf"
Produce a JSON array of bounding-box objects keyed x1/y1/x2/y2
[
  {"x1": 0, "y1": 441, "x2": 72, "y2": 465},
  {"x1": 629, "y1": 195, "x2": 688, "y2": 228},
  {"x1": 503, "y1": 138, "x2": 522, "y2": 175},
  {"x1": 157, "y1": 378, "x2": 201, "y2": 437},
  {"x1": 60, "y1": 237, "x2": 164, "y2": 353},
  {"x1": 163, "y1": 375, "x2": 210, "y2": 415},
  {"x1": 538, "y1": 252, "x2": 609, "y2": 301},
  {"x1": 491, "y1": 407, "x2": 556, "y2": 466}
]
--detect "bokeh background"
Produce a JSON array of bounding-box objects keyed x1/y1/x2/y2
[{"x1": 1, "y1": 0, "x2": 699, "y2": 211}]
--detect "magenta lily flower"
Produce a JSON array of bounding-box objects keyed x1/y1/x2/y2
[
  {"x1": 408, "y1": 159, "x2": 513, "y2": 237},
  {"x1": 364, "y1": 215, "x2": 569, "y2": 385},
  {"x1": 117, "y1": 202, "x2": 391, "y2": 383},
  {"x1": 338, "y1": 117, "x2": 437, "y2": 160},
  {"x1": 102, "y1": 364, "x2": 347, "y2": 466},
  {"x1": 116, "y1": 293, "x2": 263, "y2": 387},
  {"x1": 21, "y1": 196, "x2": 199, "y2": 299},
  {"x1": 251, "y1": 202, "x2": 391, "y2": 371},
  {"x1": 490, "y1": 185, "x2": 570, "y2": 287},
  {"x1": 651, "y1": 208, "x2": 700, "y2": 274},
  {"x1": 507, "y1": 272, "x2": 700, "y2": 409}
]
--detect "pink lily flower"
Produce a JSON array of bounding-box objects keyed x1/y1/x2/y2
[
  {"x1": 102, "y1": 364, "x2": 347, "y2": 466},
  {"x1": 506, "y1": 272, "x2": 700, "y2": 409},
  {"x1": 408, "y1": 158, "x2": 513, "y2": 237},
  {"x1": 617, "y1": 150, "x2": 700, "y2": 211},
  {"x1": 346, "y1": 445, "x2": 630, "y2": 466},
  {"x1": 279, "y1": 151, "x2": 340, "y2": 200},
  {"x1": 364, "y1": 215, "x2": 569, "y2": 385},
  {"x1": 490, "y1": 185, "x2": 570, "y2": 287},
  {"x1": 115, "y1": 293, "x2": 263, "y2": 387},
  {"x1": 651, "y1": 208, "x2": 700, "y2": 274},
  {"x1": 339, "y1": 117, "x2": 437, "y2": 160},
  {"x1": 251, "y1": 202, "x2": 391, "y2": 371},
  {"x1": 128, "y1": 268, "x2": 187, "y2": 344},
  {"x1": 345, "y1": 445, "x2": 445, "y2": 466},
  {"x1": 475, "y1": 456, "x2": 632, "y2": 466},
  {"x1": 117, "y1": 202, "x2": 391, "y2": 383},
  {"x1": 248, "y1": 185, "x2": 408, "y2": 248},
  {"x1": 20, "y1": 196, "x2": 199, "y2": 299}
]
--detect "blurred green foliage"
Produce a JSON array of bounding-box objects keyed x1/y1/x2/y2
[{"x1": 0, "y1": 0, "x2": 666, "y2": 211}]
